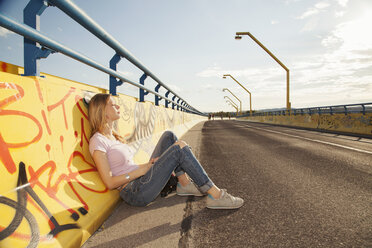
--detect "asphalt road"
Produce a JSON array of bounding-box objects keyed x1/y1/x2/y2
[{"x1": 186, "y1": 120, "x2": 372, "y2": 248}]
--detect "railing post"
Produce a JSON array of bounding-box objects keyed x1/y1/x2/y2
[
  {"x1": 165, "y1": 91, "x2": 170, "y2": 108},
  {"x1": 109, "y1": 53, "x2": 123, "y2": 95},
  {"x1": 361, "y1": 104, "x2": 365, "y2": 115},
  {"x1": 139, "y1": 73, "x2": 149, "y2": 102},
  {"x1": 177, "y1": 99, "x2": 181, "y2": 110},
  {"x1": 23, "y1": 0, "x2": 49, "y2": 76},
  {"x1": 344, "y1": 105, "x2": 348, "y2": 115},
  {"x1": 154, "y1": 84, "x2": 161, "y2": 106},
  {"x1": 330, "y1": 107, "x2": 333, "y2": 115},
  {"x1": 179, "y1": 101, "x2": 184, "y2": 111},
  {"x1": 172, "y1": 96, "x2": 177, "y2": 109}
]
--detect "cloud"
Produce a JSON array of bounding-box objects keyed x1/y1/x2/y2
[
  {"x1": 335, "y1": 0, "x2": 348, "y2": 7},
  {"x1": 296, "y1": 1, "x2": 330, "y2": 19},
  {"x1": 168, "y1": 84, "x2": 182, "y2": 92},
  {"x1": 322, "y1": 14, "x2": 372, "y2": 52},
  {"x1": 321, "y1": 33, "x2": 342, "y2": 48},
  {"x1": 315, "y1": 2, "x2": 330, "y2": 9},
  {"x1": 284, "y1": 0, "x2": 302, "y2": 5},
  {"x1": 291, "y1": 13, "x2": 372, "y2": 106},
  {"x1": 197, "y1": 66, "x2": 259, "y2": 79},
  {"x1": 0, "y1": 26, "x2": 14, "y2": 37},
  {"x1": 202, "y1": 83, "x2": 214, "y2": 90},
  {"x1": 297, "y1": 8, "x2": 320, "y2": 19},
  {"x1": 334, "y1": 11, "x2": 345, "y2": 17},
  {"x1": 195, "y1": 65, "x2": 224, "y2": 78},
  {"x1": 271, "y1": 20, "x2": 279, "y2": 25},
  {"x1": 196, "y1": 66, "x2": 286, "y2": 93},
  {"x1": 300, "y1": 18, "x2": 319, "y2": 32}
]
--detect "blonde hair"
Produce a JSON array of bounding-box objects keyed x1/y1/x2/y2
[{"x1": 88, "y1": 93, "x2": 125, "y2": 143}]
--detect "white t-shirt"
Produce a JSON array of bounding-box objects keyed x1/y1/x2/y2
[{"x1": 89, "y1": 132, "x2": 139, "y2": 176}]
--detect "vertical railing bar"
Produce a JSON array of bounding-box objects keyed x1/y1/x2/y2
[
  {"x1": 109, "y1": 53, "x2": 123, "y2": 95},
  {"x1": 172, "y1": 96, "x2": 177, "y2": 110},
  {"x1": 154, "y1": 84, "x2": 161, "y2": 106},
  {"x1": 139, "y1": 73, "x2": 149, "y2": 102},
  {"x1": 23, "y1": 0, "x2": 49, "y2": 76}
]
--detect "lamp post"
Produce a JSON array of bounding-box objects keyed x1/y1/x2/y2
[
  {"x1": 224, "y1": 96, "x2": 239, "y2": 109},
  {"x1": 226, "y1": 101, "x2": 239, "y2": 116},
  {"x1": 223, "y1": 74, "x2": 252, "y2": 116},
  {"x1": 222, "y1": 88, "x2": 242, "y2": 115},
  {"x1": 225, "y1": 99, "x2": 238, "y2": 110},
  {"x1": 235, "y1": 31, "x2": 291, "y2": 112}
]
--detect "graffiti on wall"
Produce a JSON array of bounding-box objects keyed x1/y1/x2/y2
[
  {"x1": 0, "y1": 75, "x2": 112, "y2": 247},
  {"x1": 0, "y1": 62, "x2": 205, "y2": 247}
]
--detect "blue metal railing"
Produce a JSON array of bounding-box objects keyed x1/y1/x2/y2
[
  {"x1": 236, "y1": 102, "x2": 372, "y2": 118},
  {"x1": 0, "y1": 0, "x2": 205, "y2": 116}
]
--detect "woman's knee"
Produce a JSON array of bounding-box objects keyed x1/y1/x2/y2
[
  {"x1": 175, "y1": 140, "x2": 188, "y2": 149},
  {"x1": 164, "y1": 130, "x2": 178, "y2": 140},
  {"x1": 163, "y1": 131, "x2": 177, "y2": 142}
]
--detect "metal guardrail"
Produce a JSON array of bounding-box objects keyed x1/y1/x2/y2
[
  {"x1": 0, "y1": 0, "x2": 206, "y2": 116},
  {"x1": 236, "y1": 102, "x2": 372, "y2": 117}
]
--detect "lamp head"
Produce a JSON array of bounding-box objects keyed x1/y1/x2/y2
[
  {"x1": 235, "y1": 35, "x2": 242, "y2": 40},
  {"x1": 222, "y1": 88, "x2": 227, "y2": 91},
  {"x1": 222, "y1": 76, "x2": 226, "y2": 79}
]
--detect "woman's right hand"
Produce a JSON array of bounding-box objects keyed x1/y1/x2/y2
[{"x1": 140, "y1": 161, "x2": 154, "y2": 176}]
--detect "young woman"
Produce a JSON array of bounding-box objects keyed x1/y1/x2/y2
[{"x1": 88, "y1": 93, "x2": 243, "y2": 209}]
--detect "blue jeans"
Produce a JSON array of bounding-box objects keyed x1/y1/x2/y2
[{"x1": 120, "y1": 131, "x2": 214, "y2": 206}]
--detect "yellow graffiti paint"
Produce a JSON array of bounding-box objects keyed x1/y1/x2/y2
[{"x1": 0, "y1": 62, "x2": 206, "y2": 248}]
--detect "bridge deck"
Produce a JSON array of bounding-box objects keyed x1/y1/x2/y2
[{"x1": 83, "y1": 120, "x2": 372, "y2": 247}]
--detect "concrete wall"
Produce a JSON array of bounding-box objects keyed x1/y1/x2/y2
[
  {"x1": 0, "y1": 62, "x2": 206, "y2": 248},
  {"x1": 238, "y1": 113, "x2": 372, "y2": 137}
]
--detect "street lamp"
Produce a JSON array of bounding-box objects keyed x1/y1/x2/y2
[
  {"x1": 223, "y1": 74, "x2": 252, "y2": 116},
  {"x1": 235, "y1": 31, "x2": 291, "y2": 112},
  {"x1": 225, "y1": 100, "x2": 239, "y2": 116},
  {"x1": 222, "y1": 88, "x2": 242, "y2": 115},
  {"x1": 226, "y1": 100, "x2": 239, "y2": 110},
  {"x1": 224, "y1": 96, "x2": 238, "y2": 109}
]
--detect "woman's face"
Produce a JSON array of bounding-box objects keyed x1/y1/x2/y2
[{"x1": 105, "y1": 96, "x2": 120, "y2": 122}]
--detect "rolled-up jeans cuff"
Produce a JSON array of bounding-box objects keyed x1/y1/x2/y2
[
  {"x1": 199, "y1": 181, "x2": 214, "y2": 194},
  {"x1": 175, "y1": 171, "x2": 185, "y2": 177}
]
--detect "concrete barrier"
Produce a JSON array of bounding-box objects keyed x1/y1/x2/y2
[
  {"x1": 238, "y1": 112, "x2": 372, "y2": 137},
  {"x1": 0, "y1": 61, "x2": 206, "y2": 248}
]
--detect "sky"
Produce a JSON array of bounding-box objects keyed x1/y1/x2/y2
[{"x1": 0, "y1": 0, "x2": 372, "y2": 113}]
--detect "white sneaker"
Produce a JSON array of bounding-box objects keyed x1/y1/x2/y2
[
  {"x1": 176, "y1": 182, "x2": 204, "y2": 197},
  {"x1": 206, "y1": 189, "x2": 244, "y2": 209}
]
